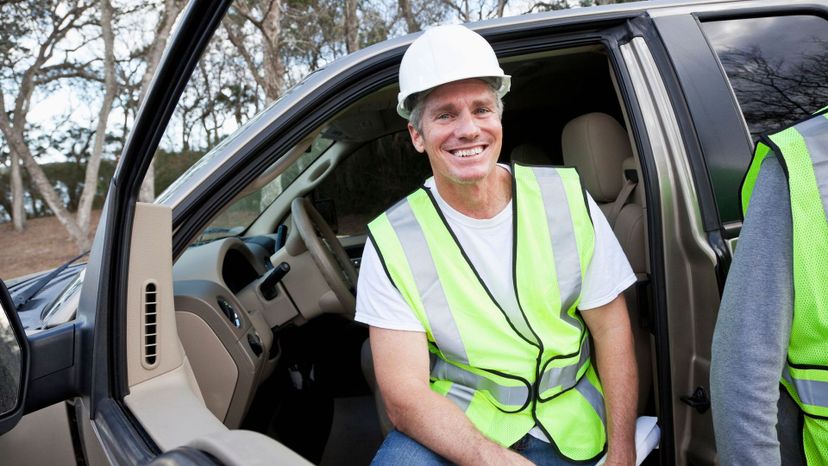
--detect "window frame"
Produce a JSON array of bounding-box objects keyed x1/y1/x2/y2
[{"x1": 692, "y1": 5, "x2": 828, "y2": 233}]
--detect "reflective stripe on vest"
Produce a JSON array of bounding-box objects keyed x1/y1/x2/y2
[
  {"x1": 741, "y1": 109, "x2": 828, "y2": 465},
  {"x1": 386, "y1": 198, "x2": 469, "y2": 364},
  {"x1": 532, "y1": 167, "x2": 585, "y2": 332},
  {"x1": 432, "y1": 358, "x2": 531, "y2": 410},
  {"x1": 782, "y1": 364, "x2": 828, "y2": 416},
  {"x1": 796, "y1": 114, "x2": 828, "y2": 219},
  {"x1": 368, "y1": 164, "x2": 604, "y2": 460},
  {"x1": 430, "y1": 334, "x2": 593, "y2": 410}
]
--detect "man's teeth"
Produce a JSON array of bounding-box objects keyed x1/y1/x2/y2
[{"x1": 452, "y1": 147, "x2": 483, "y2": 158}]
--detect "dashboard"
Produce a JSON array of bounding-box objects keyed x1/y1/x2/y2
[{"x1": 172, "y1": 235, "x2": 301, "y2": 428}]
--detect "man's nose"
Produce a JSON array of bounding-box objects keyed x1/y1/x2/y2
[{"x1": 454, "y1": 110, "x2": 480, "y2": 139}]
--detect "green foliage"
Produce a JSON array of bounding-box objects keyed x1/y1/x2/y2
[
  {"x1": 152, "y1": 148, "x2": 206, "y2": 195},
  {"x1": 0, "y1": 158, "x2": 115, "y2": 218}
]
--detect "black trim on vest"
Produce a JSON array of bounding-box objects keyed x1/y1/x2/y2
[
  {"x1": 510, "y1": 162, "x2": 603, "y2": 464},
  {"x1": 736, "y1": 135, "x2": 776, "y2": 222},
  {"x1": 762, "y1": 137, "x2": 791, "y2": 188},
  {"x1": 569, "y1": 164, "x2": 595, "y2": 228},
  {"x1": 536, "y1": 332, "x2": 590, "y2": 403},
  {"x1": 737, "y1": 156, "x2": 751, "y2": 223},
  {"x1": 478, "y1": 366, "x2": 533, "y2": 414},
  {"x1": 420, "y1": 186, "x2": 539, "y2": 349},
  {"x1": 507, "y1": 164, "x2": 545, "y2": 346},
  {"x1": 365, "y1": 230, "x2": 398, "y2": 294},
  {"x1": 796, "y1": 407, "x2": 828, "y2": 421},
  {"x1": 787, "y1": 357, "x2": 828, "y2": 372},
  {"x1": 509, "y1": 162, "x2": 548, "y2": 446},
  {"x1": 367, "y1": 185, "x2": 429, "y2": 293}
]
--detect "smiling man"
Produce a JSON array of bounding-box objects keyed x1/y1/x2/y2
[{"x1": 355, "y1": 25, "x2": 638, "y2": 465}]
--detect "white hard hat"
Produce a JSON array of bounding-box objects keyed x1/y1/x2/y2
[{"x1": 397, "y1": 25, "x2": 511, "y2": 119}]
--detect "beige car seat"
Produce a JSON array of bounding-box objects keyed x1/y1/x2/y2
[{"x1": 562, "y1": 112, "x2": 651, "y2": 413}]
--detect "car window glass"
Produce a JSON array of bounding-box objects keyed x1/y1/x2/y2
[
  {"x1": 143, "y1": 14, "x2": 308, "y2": 202},
  {"x1": 195, "y1": 136, "x2": 334, "y2": 244},
  {"x1": 311, "y1": 132, "x2": 432, "y2": 236},
  {"x1": 702, "y1": 15, "x2": 828, "y2": 138}
]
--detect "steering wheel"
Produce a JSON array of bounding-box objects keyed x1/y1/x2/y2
[{"x1": 290, "y1": 197, "x2": 358, "y2": 314}]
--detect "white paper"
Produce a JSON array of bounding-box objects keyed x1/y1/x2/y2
[{"x1": 596, "y1": 416, "x2": 660, "y2": 465}]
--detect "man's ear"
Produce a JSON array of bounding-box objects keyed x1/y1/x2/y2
[{"x1": 408, "y1": 123, "x2": 425, "y2": 153}]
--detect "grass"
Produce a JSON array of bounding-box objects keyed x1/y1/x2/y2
[{"x1": 0, "y1": 211, "x2": 101, "y2": 281}]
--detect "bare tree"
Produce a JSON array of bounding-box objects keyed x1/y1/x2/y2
[
  {"x1": 0, "y1": 0, "x2": 179, "y2": 249},
  {"x1": 75, "y1": 0, "x2": 116, "y2": 246},
  {"x1": 137, "y1": 0, "x2": 187, "y2": 203},
  {"x1": 398, "y1": 0, "x2": 422, "y2": 33},
  {"x1": 345, "y1": 0, "x2": 359, "y2": 53},
  {"x1": 0, "y1": 0, "x2": 97, "y2": 247},
  {"x1": 718, "y1": 42, "x2": 828, "y2": 137},
  {"x1": 223, "y1": 0, "x2": 284, "y2": 105},
  {"x1": 0, "y1": 2, "x2": 50, "y2": 232},
  {"x1": 526, "y1": 0, "x2": 641, "y2": 13},
  {"x1": 440, "y1": 0, "x2": 516, "y2": 21}
]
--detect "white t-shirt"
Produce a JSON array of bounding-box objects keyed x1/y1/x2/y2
[
  {"x1": 354, "y1": 168, "x2": 636, "y2": 442},
  {"x1": 355, "y1": 174, "x2": 636, "y2": 331}
]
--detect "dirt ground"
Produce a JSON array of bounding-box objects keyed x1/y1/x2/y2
[{"x1": 0, "y1": 211, "x2": 101, "y2": 281}]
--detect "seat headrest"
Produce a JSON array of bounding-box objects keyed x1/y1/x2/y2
[
  {"x1": 510, "y1": 143, "x2": 550, "y2": 165},
  {"x1": 562, "y1": 112, "x2": 633, "y2": 202}
]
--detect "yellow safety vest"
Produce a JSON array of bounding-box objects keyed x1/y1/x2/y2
[
  {"x1": 368, "y1": 163, "x2": 606, "y2": 461},
  {"x1": 742, "y1": 108, "x2": 828, "y2": 465}
]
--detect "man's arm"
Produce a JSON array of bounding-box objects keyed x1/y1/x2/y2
[
  {"x1": 710, "y1": 156, "x2": 793, "y2": 465},
  {"x1": 582, "y1": 294, "x2": 637, "y2": 466},
  {"x1": 370, "y1": 326, "x2": 531, "y2": 466}
]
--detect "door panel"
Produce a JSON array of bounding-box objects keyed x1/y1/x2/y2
[
  {"x1": 621, "y1": 36, "x2": 719, "y2": 466},
  {"x1": 0, "y1": 403, "x2": 75, "y2": 466}
]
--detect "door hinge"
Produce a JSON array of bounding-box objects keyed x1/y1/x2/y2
[{"x1": 680, "y1": 386, "x2": 710, "y2": 414}]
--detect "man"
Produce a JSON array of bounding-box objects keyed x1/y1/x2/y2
[
  {"x1": 711, "y1": 108, "x2": 828, "y2": 465},
  {"x1": 355, "y1": 25, "x2": 638, "y2": 465}
]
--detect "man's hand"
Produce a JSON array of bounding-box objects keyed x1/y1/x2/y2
[
  {"x1": 370, "y1": 326, "x2": 532, "y2": 465},
  {"x1": 581, "y1": 294, "x2": 638, "y2": 466}
]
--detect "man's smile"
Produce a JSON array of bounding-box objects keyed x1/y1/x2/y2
[{"x1": 448, "y1": 145, "x2": 486, "y2": 158}]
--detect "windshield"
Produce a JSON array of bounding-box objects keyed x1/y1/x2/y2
[{"x1": 194, "y1": 135, "x2": 335, "y2": 244}]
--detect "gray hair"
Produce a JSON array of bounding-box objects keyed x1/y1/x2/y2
[{"x1": 407, "y1": 79, "x2": 504, "y2": 135}]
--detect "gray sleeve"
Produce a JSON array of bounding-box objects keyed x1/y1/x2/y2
[{"x1": 710, "y1": 156, "x2": 794, "y2": 466}]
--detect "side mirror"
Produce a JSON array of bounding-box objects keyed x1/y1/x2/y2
[{"x1": 0, "y1": 279, "x2": 29, "y2": 436}]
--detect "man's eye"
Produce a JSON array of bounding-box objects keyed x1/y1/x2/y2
[
  {"x1": 436, "y1": 113, "x2": 452, "y2": 120},
  {"x1": 475, "y1": 107, "x2": 492, "y2": 114}
]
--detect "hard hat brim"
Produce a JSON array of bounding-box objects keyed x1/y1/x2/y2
[{"x1": 396, "y1": 75, "x2": 511, "y2": 119}]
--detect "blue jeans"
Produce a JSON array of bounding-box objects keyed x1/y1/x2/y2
[{"x1": 371, "y1": 430, "x2": 599, "y2": 465}]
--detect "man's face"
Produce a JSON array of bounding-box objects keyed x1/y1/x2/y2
[{"x1": 408, "y1": 79, "x2": 503, "y2": 188}]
